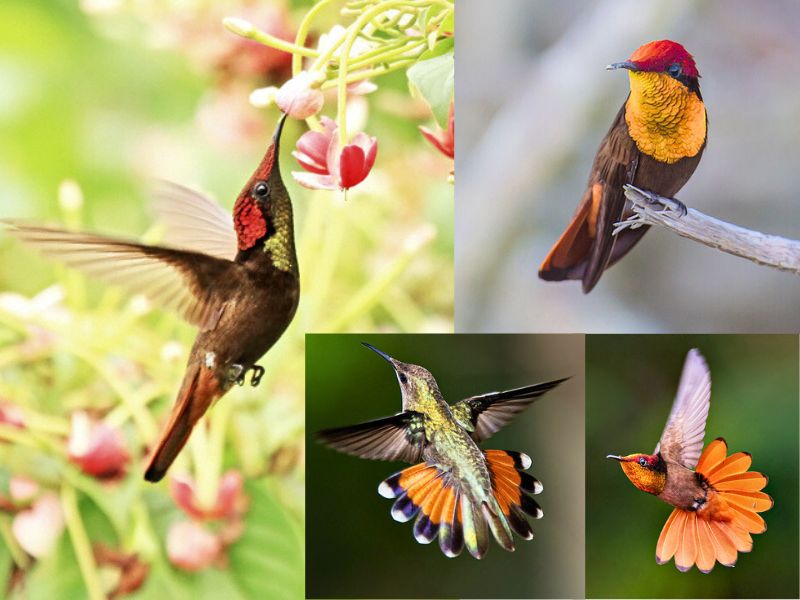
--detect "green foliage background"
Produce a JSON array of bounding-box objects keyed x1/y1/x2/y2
[
  {"x1": 585, "y1": 335, "x2": 799, "y2": 599},
  {"x1": 306, "y1": 334, "x2": 585, "y2": 599}
]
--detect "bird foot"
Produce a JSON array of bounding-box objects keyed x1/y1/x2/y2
[{"x1": 234, "y1": 364, "x2": 265, "y2": 387}]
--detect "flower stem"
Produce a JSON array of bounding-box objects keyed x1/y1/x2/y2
[
  {"x1": 223, "y1": 17, "x2": 318, "y2": 58},
  {"x1": 321, "y1": 225, "x2": 436, "y2": 331},
  {"x1": 293, "y1": 0, "x2": 336, "y2": 75},
  {"x1": 0, "y1": 515, "x2": 30, "y2": 570},
  {"x1": 61, "y1": 484, "x2": 105, "y2": 600}
]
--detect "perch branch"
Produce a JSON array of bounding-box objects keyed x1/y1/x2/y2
[{"x1": 614, "y1": 185, "x2": 800, "y2": 275}]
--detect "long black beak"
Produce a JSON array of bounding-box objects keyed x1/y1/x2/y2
[
  {"x1": 362, "y1": 342, "x2": 395, "y2": 364},
  {"x1": 606, "y1": 454, "x2": 623, "y2": 461},
  {"x1": 273, "y1": 112, "x2": 288, "y2": 152},
  {"x1": 606, "y1": 60, "x2": 638, "y2": 72}
]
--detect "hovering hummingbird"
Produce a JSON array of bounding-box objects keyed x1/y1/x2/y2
[
  {"x1": 317, "y1": 343, "x2": 567, "y2": 559},
  {"x1": 539, "y1": 40, "x2": 707, "y2": 292},
  {"x1": 5, "y1": 114, "x2": 299, "y2": 482},
  {"x1": 607, "y1": 349, "x2": 772, "y2": 572}
]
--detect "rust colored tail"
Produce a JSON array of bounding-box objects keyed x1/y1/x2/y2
[
  {"x1": 377, "y1": 450, "x2": 542, "y2": 559},
  {"x1": 144, "y1": 363, "x2": 221, "y2": 482},
  {"x1": 656, "y1": 438, "x2": 772, "y2": 572}
]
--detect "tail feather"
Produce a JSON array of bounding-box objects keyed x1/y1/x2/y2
[
  {"x1": 655, "y1": 438, "x2": 771, "y2": 572},
  {"x1": 377, "y1": 448, "x2": 542, "y2": 559},
  {"x1": 460, "y1": 493, "x2": 489, "y2": 559},
  {"x1": 144, "y1": 363, "x2": 220, "y2": 482},
  {"x1": 438, "y1": 490, "x2": 463, "y2": 558}
]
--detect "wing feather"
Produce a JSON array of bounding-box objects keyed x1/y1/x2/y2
[
  {"x1": 316, "y1": 412, "x2": 425, "y2": 463},
  {"x1": 151, "y1": 181, "x2": 237, "y2": 261},
  {"x1": 655, "y1": 349, "x2": 711, "y2": 469},
  {"x1": 451, "y1": 378, "x2": 568, "y2": 442},
  {"x1": 4, "y1": 222, "x2": 237, "y2": 331}
]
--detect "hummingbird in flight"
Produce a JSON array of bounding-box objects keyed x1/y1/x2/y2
[
  {"x1": 317, "y1": 343, "x2": 567, "y2": 559},
  {"x1": 539, "y1": 40, "x2": 707, "y2": 292},
  {"x1": 5, "y1": 113, "x2": 299, "y2": 482},
  {"x1": 607, "y1": 349, "x2": 772, "y2": 572}
]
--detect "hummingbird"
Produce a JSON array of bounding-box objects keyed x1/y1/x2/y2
[
  {"x1": 316, "y1": 343, "x2": 567, "y2": 559},
  {"x1": 607, "y1": 349, "x2": 772, "y2": 573},
  {"x1": 5, "y1": 114, "x2": 300, "y2": 482},
  {"x1": 539, "y1": 40, "x2": 707, "y2": 292}
]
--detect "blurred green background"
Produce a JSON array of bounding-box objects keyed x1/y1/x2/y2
[
  {"x1": 306, "y1": 334, "x2": 585, "y2": 599},
  {"x1": 586, "y1": 335, "x2": 799, "y2": 598}
]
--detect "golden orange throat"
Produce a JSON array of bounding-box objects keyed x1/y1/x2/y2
[
  {"x1": 619, "y1": 460, "x2": 666, "y2": 495},
  {"x1": 625, "y1": 71, "x2": 706, "y2": 164}
]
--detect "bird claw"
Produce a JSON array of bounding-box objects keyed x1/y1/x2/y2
[
  {"x1": 250, "y1": 365, "x2": 265, "y2": 387},
  {"x1": 228, "y1": 363, "x2": 265, "y2": 387}
]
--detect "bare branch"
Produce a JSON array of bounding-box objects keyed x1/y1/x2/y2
[{"x1": 614, "y1": 185, "x2": 800, "y2": 275}]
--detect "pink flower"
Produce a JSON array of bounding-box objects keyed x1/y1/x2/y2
[
  {"x1": 419, "y1": 101, "x2": 454, "y2": 159},
  {"x1": 67, "y1": 412, "x2": 129, "y2": 480},
  {"x1": 275, "y1": 71, "x2": 324, "y2": 120},
  {"x1": 10, "y1": 476, "x2": 39, "y2": 503},
  {"x1": 11, "y1": 492, "x2": 64, "y2": 558},
  {"x1": 0, "y1": 402, "x2": 25, "y2": 429},
  {"x1": 292, "y1": 116, "x2": 378, "y2": 190},
  {"x1": 170, "y1": 470, "x2": 246, "y2": 521},
  {"x1": 166, "y1": 520, "x2": 221, "y2": 572}
]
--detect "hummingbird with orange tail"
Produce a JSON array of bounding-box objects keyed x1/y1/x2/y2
[
  {"x1": 317, "y1": 343, "x2": 567, "y2": 559},
  {"x1": 607, "y1": 349, "x2": 772, "y2": 572},
  {"x1": 5, "y1": 114, "x2": 299, "y2": 482},
  {"x1": 539, "y1": 40, "x2": 707, "y2": 292}
]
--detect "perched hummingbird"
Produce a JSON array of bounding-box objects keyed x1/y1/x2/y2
[
  {"x1": 317, "y1": 343, "x2": 567, "y2": 559},
  {"x1": 607, "y1": 349, "x2": 772, "y2": 573},
  {"x1": 539, "y1": 40, "x2": 707, "y2": 292},
  {"x1": 5, "y1": 114, "x2": 299, "y2": 482}
]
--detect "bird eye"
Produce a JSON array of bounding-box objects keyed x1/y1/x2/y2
[
  {"x1": 667, "y1": 63, "x2": 681, "y2": 77},
  {"x1": 252, "y1": 181, "x2": 270, "y2": 199},
  {"x1": 398, "y1": 373, "x2": 408, "y2": 384},
  {"x1": 639, "y1": 457, "x2": 647, "y2": 467}
]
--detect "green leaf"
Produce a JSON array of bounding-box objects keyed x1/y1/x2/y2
[
  {"x1": 407, "y1": 49, "x2": 454, "y2": 127},
  {"x1": 24, "y1": 535, "x2": 86, "y2": 600},
  {"x1": 228, "y1": 479, "x2": 303, "y2": 600}
]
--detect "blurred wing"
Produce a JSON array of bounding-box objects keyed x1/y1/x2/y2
[
  {"x1": 451, "y1": 378, "x2": 568, "y2": 442},
  {"x1": 151, "y1": 181, "x2": 237, "y2": 261},
  {"x1": 4, "y1": 223, "x2": 238, "y2": 331},
  {"x1": 655, "y1": 349, "x2": 711, "y2": 469},
  {"x1": 316, "y1": 411, "x2": 425, "y2": 463}
]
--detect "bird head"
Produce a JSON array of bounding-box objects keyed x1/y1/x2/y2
[
  {"x1": 607, "y1": 452, "x2": 667, "y2": 495},
  {"x1": 362, "y1": 343, "x2": 441, "y2": 411},
  {"x1": 607, "y1": 39, "x2": 700, "y2": 89},
  {"x1": 233, "y1": 112, "x2": 289, "y2": 252}
]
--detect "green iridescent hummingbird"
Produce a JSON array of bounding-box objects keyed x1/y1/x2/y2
[{"x1": 316, "y1": 343, "x2": 567, "y2": 559}]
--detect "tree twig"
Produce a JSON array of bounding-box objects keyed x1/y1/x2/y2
[{"x1": 614, "y1": 185, "x2": 800, "y2": 275}]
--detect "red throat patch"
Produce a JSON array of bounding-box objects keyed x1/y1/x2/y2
[
  {"x1": 233, "y1": 197, "x2": 267, "y2": 250},
  {"x1": 232, "y1": 143, "x2": 277, "y2": 251}
]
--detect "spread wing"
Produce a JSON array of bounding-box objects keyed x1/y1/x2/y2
[
  {"x1": 4, "y1": 222, "x2": 239, "y2": 331},
  {"x1": 315, "y1": 411, "x2": 425, "y2": 463},
  {"x1": 655, "y1": 349, "x2": 711, "y2": 469},
  {"x1": 151, "y1": 181, "x2": 237, "y2": 261},
  {"x1": 451, "y1": 378, "x2": 568, "y2": 442}
]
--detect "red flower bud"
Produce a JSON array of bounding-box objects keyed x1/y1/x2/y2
[
  {"x1": 0, "y1": 402, "x2": 25, "y2": 429},
  {"x1": 166, "y1": 520, "x2": 221, "y2": 572},
  {"x1": 67, "y1": 412, "x2": 129, "y2": 480},
  {"x1": 292, "y1": 117, "x2": 377, "y2": 191}
]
